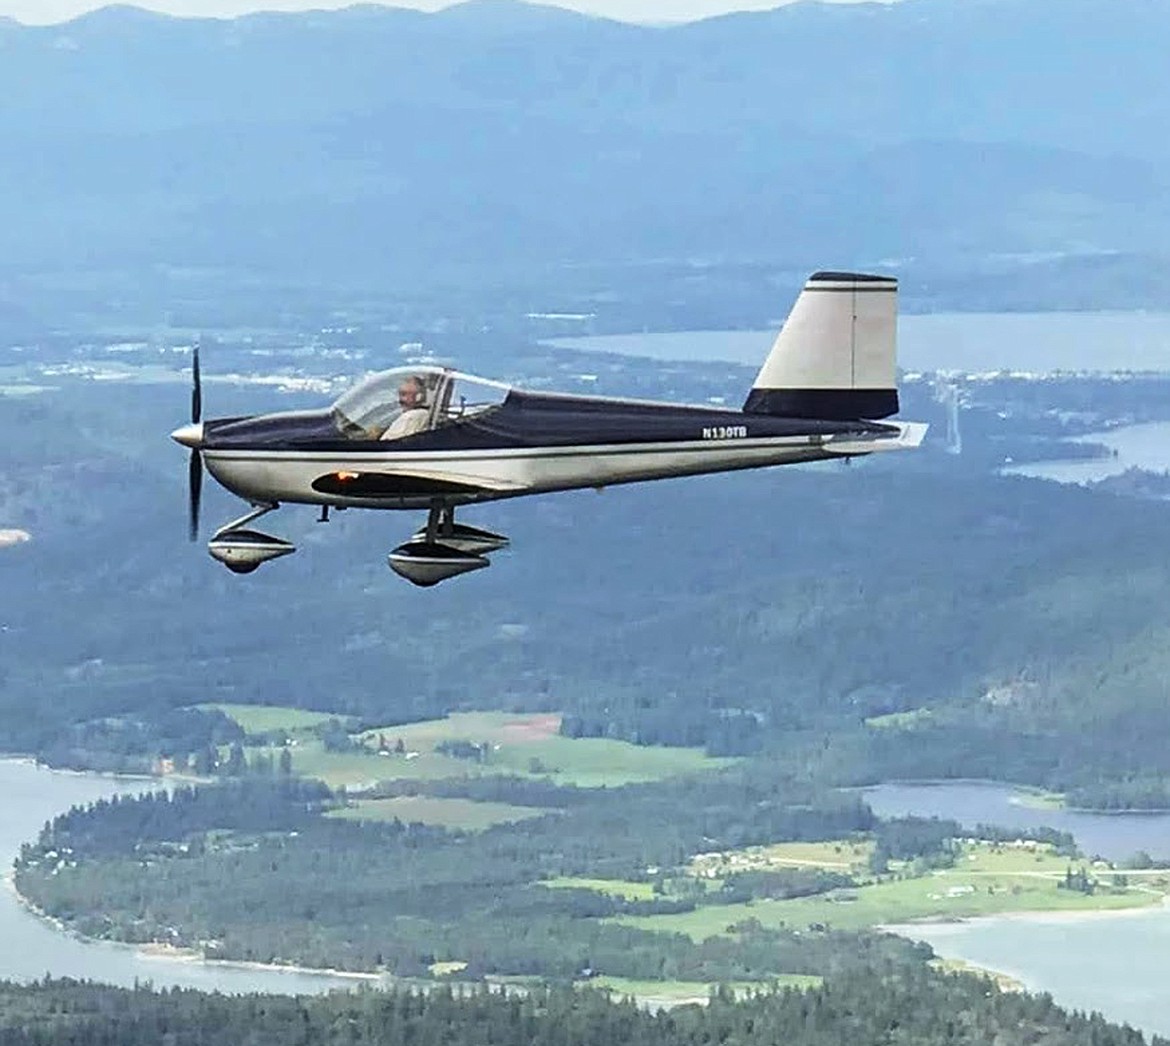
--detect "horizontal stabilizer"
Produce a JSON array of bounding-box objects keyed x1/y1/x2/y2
[{"x1": 822, "y1": 421, "x2": 929, "y2": 455}]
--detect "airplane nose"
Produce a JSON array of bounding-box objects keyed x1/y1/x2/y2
[{"x1": 171, "y1": 422, "x2": 204, "y2": 449}]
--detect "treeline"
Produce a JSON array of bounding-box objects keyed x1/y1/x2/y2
[
  {"x1": 360, "y1": 774, "x2": 595, "y2": 809},
  {"x1": 799, "y1": 708, "x2": 1170, "y2": 810},
  {"x1": 0, "y1": 968, "x2": 1163, "y2": 1046},
  {"x1": 21, "y1": 778, "x2": 331, "y2": 861},
  {"x1": 32, "y1": 707, "x2": 244, "y2": 777},
  {"x1": 1065, "y1": 778, "x2": 1170, "y2": 812}
]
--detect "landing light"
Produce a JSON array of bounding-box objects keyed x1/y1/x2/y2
[{"x1": 336, "y1": 470, "x2": 359, "y2": 481}]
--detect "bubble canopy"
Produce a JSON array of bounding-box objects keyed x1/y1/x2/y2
[{"x1": 331, "y1": 366, "x2": 511, "y2": 440}]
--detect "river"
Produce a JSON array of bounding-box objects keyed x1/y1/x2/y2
[
  {"x1": 0, "y1": 758, "x2": 363, "y2": 993},
  {"x1": 867, "y1": 781, "x2": 1170, "y2": 1037}
]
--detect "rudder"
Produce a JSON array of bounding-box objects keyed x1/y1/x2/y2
[{"x1": 744, "y1": 271, "x2": 899, "y2": 420}]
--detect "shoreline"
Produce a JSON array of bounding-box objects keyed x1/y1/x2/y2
[
  {"x1": 861, "y1": 777, "x2": 1170, "y2": 817},
  {"x1": 881, "y1": 899, "x2": 1170, "y2": 1003},
  {"x1": 879, "y1": 896, "x2": 1170, "y2": 937},
  {"x1": 5, "y1": 872, "x2": 378, "y2": 986}
]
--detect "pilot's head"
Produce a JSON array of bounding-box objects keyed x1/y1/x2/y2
[{"x1": 398, "y1": 376, "x2": 425, "y2": 410}]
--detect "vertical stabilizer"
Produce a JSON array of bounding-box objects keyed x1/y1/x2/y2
[{"x1": 744, "y1": 271, "x2": 899, "y2": 420}]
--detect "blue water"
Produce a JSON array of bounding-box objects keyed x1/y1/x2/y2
[
  {"x1": 0, "y1": 758, "x2": 365, "y2": 993},
  {"x1": 548, "y1": 312, "x2": 1170, "y2": 374},
  {"x1": 867, "y1": 781, "x2": 1170, "y2": 1037},
  {"x1": 1003, "y1": 421, "x2": 1170, "y2": 484},
  {"x1": 865, "y1": 780, "x2": 1170, "y2": 862}
]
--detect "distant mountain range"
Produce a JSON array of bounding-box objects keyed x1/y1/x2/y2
[{"x1": 2, "y1": 0, "x2": 1169, "y2": 307}]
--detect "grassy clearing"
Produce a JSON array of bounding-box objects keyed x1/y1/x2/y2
[
  {"x1": 491, "y1": 734, "x2": 730, "y2": 787},
  {"x1": 613, "y1": 841, "x2": 1164, "y2": 941},
  {"x1": 327, "y1": 796, "x2": 549, "y2": 831},
  {"x1": 689, "y1": 839, "x2": 873, "y2": 878},
  {"x1": 864, "y1": 709, "x2": 933, "y2": 731},
  {"x1": 956, "y1": 842, "x2": 1076, "y2": 875},
  {"x1": 543, "y1": 877, "x2": 659, "y2": 901},
  {"x1": 617, "y1": 871, "x2": 1157, "y2": 940},
  {"x1": 359, "y1": 711, "x2": 735, "y2": 788},
  {"x1": 1008, "y1": 788, "x2": 1066, "y2": 811},
  {"x1": 931, "y1": 958, "x2": 1023, "y2": 992},
  {"x1": 215, "y1": 708, "x2": 734, "y2": 790},
  {"x1": 204, "y1": 703, "x2": 346, "y2": 736},
  {"x1": 583, "y1": 976, "x2": 820, "y2": 1005},
  {"x1": 275, "y1": 739, "x2": 474, "y2": 789}
]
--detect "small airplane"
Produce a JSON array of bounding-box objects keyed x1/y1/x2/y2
[{"x1": 172, "y1": 271, "x2": 927, "y2": 586}]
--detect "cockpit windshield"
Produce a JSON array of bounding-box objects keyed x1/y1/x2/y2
[
  {"x1": 332, "y1": 366, "x2": 446, "y2": 440},
  {"x1": 331, "y1": 367, "x2": 511, "y2": 440}
]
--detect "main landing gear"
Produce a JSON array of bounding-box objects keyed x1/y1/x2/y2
[
  {"x1": 205, "y1": 501, "x2": 508, "y2": 586},
  {"x1": 388, "y1": 502, "x2": 509, "y2": 587}
]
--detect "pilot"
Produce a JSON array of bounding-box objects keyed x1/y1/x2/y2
[{"x1": 380, "y1": 375, "x2": 430, "y2": 440}]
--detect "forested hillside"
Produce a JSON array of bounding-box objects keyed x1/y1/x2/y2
[
  {"x1": 6, "y1": 365, "x2": 1170, "y2": 801},
  {"x1": 3, "y1": 0, "x2": 1170, "y2": 317},
  {"x1": 0, "y1": 969, "x2": 1161, "y2": 1046}
]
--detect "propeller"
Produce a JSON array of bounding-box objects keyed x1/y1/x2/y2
[
  {"x1": 191, "y1": 341, "x2": 202, "y2": 426},
  {"x1": 188, "y1": 343, "x2": 203, "y2": 542}
]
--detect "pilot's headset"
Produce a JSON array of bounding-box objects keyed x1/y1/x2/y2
[
  {"x1": 411, "y1": 376, "x2": 435, "y2": 423},
  {"x1": 413, "y1": 375, "x2": 431, "y2": 408},
  {"x1": 400, "y1": 374, "x2": 428, "y2": 411}
]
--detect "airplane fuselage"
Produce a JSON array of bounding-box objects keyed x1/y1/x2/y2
[{"x1": 198, "y1": 389, "x2": 919, "y2": 511}]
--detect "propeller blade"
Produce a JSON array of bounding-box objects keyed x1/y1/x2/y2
[
  {"x1": 188, "y1": 448, "x2": 203, "y2": 542},
  {"x1": 191, "y1": 343, "x2": 202, "y2": 424}
]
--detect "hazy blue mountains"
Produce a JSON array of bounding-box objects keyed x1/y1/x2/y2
[{"x1": 2, "y1": 0, "x2": 1169, "y2": 305}]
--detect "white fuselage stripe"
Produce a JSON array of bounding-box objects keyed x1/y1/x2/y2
[
  {"x1": 202, "y1": 432, "x2": 907, "y2": 510},
  {"x1": 203, "y1": 434, "x2": 870, "y2": 465}
]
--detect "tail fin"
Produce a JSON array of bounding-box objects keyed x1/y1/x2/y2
[{"x1": 744, "y1": 271, "x2": 899, "y2": 420}]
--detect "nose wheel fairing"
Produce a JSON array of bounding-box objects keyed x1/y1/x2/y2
[
  {"x1": 207, "y1": 503, "x2": 296, "y2": 574},
  {"x1": 208, "y1": 528, "x2": 296, "y2": 573}
]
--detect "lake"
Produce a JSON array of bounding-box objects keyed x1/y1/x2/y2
[
  {"x1": 0, "y1": 758, "x2": 363, "y2": 993},
  {"x1": 1002, "y1": 420, "x2": 1170, "y2": 484},
  {"x1": 865, "y1": 780, "x2": 1170, "y2": 861},
  {"x1": 867, "y1": 781, "x2": 1170, "y2": 1037},
  {"x1": 548, "y1": 311, "x2": 1170, "y2": 374},
  {"x1": 890, "y1": 909, "x2": 1170, "y2": 1037}
]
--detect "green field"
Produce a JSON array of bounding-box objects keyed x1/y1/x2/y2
[
  {"x1": 213, "y1": 707, "x2": 733, "y2": 793},
  {"x1": 688, "y1": 839, "x2": 873, "y2": 878},
  {"x1": 327, "y1": 796, "x2": 550, "y2": 830},
  {"x1": 864, "y1": 709, "x2": 933, "y2": 731},
  {"x1": 583, "y1": 976, "x2": 821, "y2": 1005},
  {"x1": 280, "y1": 740, "x2": 475, "y2": 788},
  {"x1": 613, "y1": 842, "x2": 1164, "y2": 940},
  {"x1": 543, "y1": 877, "x2": 659, "y2": 901},
  {"x1": 358, "y1": 711, "x2": 736, "y2": 788},
  {"x1": 1008, "y1": 788, "x2": 1067, "y2": 811},
  {"x1": 203, "y1": 703, "x2": 348, "y2": 735}
]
